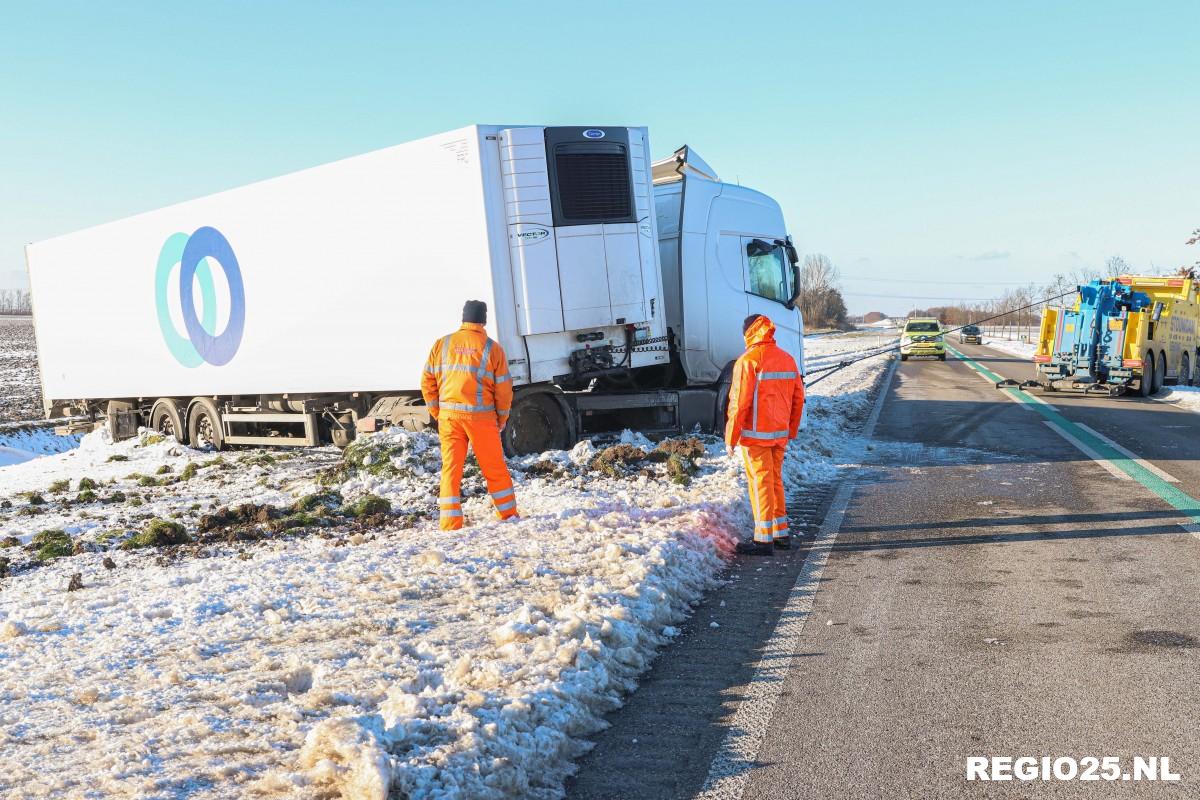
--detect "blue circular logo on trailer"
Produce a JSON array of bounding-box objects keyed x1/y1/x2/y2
[
  {"x1": 154, "y1": 226, "x2": 246, "y2": 367},
  {"x1": 582, "y1": 129, "x2": 606, "y2": 139}
]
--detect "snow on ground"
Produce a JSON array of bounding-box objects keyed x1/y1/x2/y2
[
  {"x1": 1157, "y1": 385, "x2": 1200, "y2": 414},
  {"x1": 0, "y1": 421, "x2": 82, "y2": 467},
  {"x1": 982, "y1": 336, "x2": 1038, "y2": 360},
  {"x1": 0, "y1": 331, "x2": 894, "y2": 800},
  {"x1": 0, "y1": 316, "x2": 42, "y2": 423}
]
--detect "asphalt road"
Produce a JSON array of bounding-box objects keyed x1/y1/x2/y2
[{"x1": 570, "y1": 342, "x2": 1200, "y2": 799}]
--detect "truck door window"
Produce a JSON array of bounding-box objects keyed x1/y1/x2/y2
[{"x1": 746, "y1": 240, "x2": 790, "y2": 303}]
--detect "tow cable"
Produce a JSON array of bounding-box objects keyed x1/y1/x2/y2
[{"x1": 802, "y1": 290, "x2": 1077, "y2": 390}]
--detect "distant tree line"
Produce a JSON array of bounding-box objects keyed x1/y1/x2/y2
[{"x1": 0, "y1": 289, "x2": 32, "y2": 315}]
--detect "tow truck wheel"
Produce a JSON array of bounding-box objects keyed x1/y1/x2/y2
[
  {"x1": 149, "y1": 399, "x2": 185, "y2": 444},
  {"x1": 900, "y1": 354, "x2": 909, "y2": 361},
  {"x1": 1139, "y1": 354, "x2": 1155, "y2": 398},
  {"x1": 1153, "y1": 351, "x2": 1166, "y2": 394},
  {"x1": 1181, "y1": 351, "x2": 1192, "y2": 387},
  {"x1": 503, "y1": 391, "x2": 572, "y2": 457}
]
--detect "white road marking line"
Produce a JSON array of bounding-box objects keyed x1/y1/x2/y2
[
  {"x1": 1040, "y1": 421, "x2": 1132, "y2": 481},
  {"x1": 1074, "y1": 423, "x2": 1180, "y2": 483},
  {"x1": 696, "y1": 359, "x2": 896, "y2": 800},
  {"x1": 695, "y1": 482, "x2": 855, "y2": 800},
  {"x1": 952, "y1": 345, "x2": 1200, "y2": 540}
]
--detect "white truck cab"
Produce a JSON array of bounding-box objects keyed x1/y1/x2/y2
[{"x1": 652, "y1": 146, "x2": 805, "y2": 385}]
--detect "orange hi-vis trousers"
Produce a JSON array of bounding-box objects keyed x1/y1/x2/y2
[
  {"x1": 741, "y1": 444, "x2": 788, "y2": 544},
  {"x1": 437, "y1": 415, "x2": 518, "y2": 531}
]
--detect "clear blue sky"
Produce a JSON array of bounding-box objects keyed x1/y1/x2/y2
[{"x1": 2, "y1": 1, "x2": 1197, "y2": 315}]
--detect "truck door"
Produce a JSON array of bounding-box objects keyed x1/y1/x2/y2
[{"x1": 741, "y1": 237, "x2": 804, "y2": 368}]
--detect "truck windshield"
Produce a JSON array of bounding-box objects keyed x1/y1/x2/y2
[
  {"x1": 746, "y1": 241, "x2": 794, "y2": 304},
  {"x1": 905, "y1": 322, "x2": 940, "y2": 333}
]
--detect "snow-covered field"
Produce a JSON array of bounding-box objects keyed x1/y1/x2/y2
[
  {"x1": 0, "y1": 331, "x2": 893, "y2": 800},
  {"x1": 0, "y1": 316, "x2": 42, "y2": 423}
]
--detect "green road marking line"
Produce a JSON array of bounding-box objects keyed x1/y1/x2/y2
[{"x1": 947, "y1": 345, "x2": 1200, "y2": 527}]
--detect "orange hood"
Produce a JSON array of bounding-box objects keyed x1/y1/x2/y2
[{"x1": 744, "y1": 316, "x2": 777, "y2": 348}]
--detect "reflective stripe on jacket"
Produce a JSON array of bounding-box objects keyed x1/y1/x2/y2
[
  {"x1": 724, "y1": 316, "x2": 805, "y2": 448},
  {"x1": 420, "y1": 323, "x2": 513, "y2": 420}
]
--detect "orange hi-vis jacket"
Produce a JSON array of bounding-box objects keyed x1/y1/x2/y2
[
  {"x1": 724, "y1": 316, "x2": 805, "y2": 448},
  {"x1": 421, "y1": 323, "x2": 513, "y2": 424}
]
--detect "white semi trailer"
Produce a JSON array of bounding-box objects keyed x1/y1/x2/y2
[{"x1": 26, "y1": 125, "x2": 804, "y2": 454}]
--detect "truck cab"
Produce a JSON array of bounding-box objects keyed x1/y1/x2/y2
[{"x1": 652, "y1": 146, "x2": 805, "y2": 385}]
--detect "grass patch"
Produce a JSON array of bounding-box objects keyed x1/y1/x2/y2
[
  {"x1": 155, "y1": 464, "x2": 173, "y2": 475},
  {"x1": 95, "y1": 529, "x2": 125, "y2": 545},
  {"x1": 179, "y1": 462, "x2": 199, "y2": 481},
  {"x1": 77, "y1": 477, "x2": 98, "y2": 491},
  {"x1": 48, "y1": 479, "x2": 70, "y2": 494},
  {"x1": 119, "y1": 519, "x2": 190, "y2": 550},
  {"x1": 77, "y1": 489, "x2": 98, "y2": 503},
  {"x1": 238, "y1": 452, "x2": 277, "y2": 467},
  {"x1": 106, "y1": 454, "x2": 129, "y2": 463},
  {"x1": 293, "y1": 491, "x2": 342, "y2": 514},
  {"x1": 1, "y1": 535, "x2": 20, "y2": 548},
  {"x1": 25, "y1": 492, "x2": 46, "y2": 506},
  {"x1": 341, "y1": 494, "x2": 391, "y2": 518},
  {"x1": 32, "y1": 529, "x2": 73, "y2": 561},
  {"x1": 589, "y1": 444, "x2": 648, "y2": 478}
]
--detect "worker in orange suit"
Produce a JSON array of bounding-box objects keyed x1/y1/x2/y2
[
  {"x1": 725, "y1": 314, "x2": 805, "y2": 555},
  {"x1": 421, "y1": 300, "x2": 519, "y2": 531}
]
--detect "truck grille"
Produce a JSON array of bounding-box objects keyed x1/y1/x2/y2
[
  {"x1": 553, "y1": 150, "x2": 633, "y2": 222},
  {"x1": 543, "y1": 127, "x2": 638, "y2": 227}
]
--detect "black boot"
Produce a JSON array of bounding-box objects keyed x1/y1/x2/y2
[
  {"x1": 773, "y1": 535, "x2": 791, "y2": 549},
  {"x1": 735, "y1": 540, "x2": 774, "y2": 556}
]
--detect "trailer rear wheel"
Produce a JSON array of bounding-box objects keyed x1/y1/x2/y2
[
  {"x1": 187, "y1": 398, "x2": 225, "y2": 451},
  {"x1": 1153, "y1": 351, "x2": 1166, "y2": 394},
  {"x1": 503, "y1": 391, "x2": 571, "y2": 456},
  {"x1": 1139, "y1": 353, "x2": 1156, "y2": 398},
  {"x1": 150, "y1": 400, "x2": 185, "y2": 444}
]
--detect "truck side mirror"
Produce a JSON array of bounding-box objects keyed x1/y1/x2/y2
[{"x1": 785, "y1": 264, "x2": 799, "y2": 310}]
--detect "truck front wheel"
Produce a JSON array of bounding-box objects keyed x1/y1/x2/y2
[
  {"x1": 503, "y1": 391, "x2": 572, "y2": 456},
  {"x1": 1154, "y1": 351, "x2": 1166, "y2": 393},
  {"x1": 187, "y1": 397, "x2": 225, "y2": 451}
]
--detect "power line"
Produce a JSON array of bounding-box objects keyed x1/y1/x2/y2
[
  {"x1": 842, "y1": 291, "x2": 1001, "y2": 302},
  {"x1": 839, "y1": 276, "x2": 1052, "y2": 287}
]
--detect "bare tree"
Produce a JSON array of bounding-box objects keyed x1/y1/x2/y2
[
  {"x1": 797, "y1": 254, "x2": 848, "y2": 329},
  {"x1": 0, "y1": 289, "x2": 33, "y2": 315}
]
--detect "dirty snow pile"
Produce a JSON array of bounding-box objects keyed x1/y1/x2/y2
[
  {"x1": 982, "y1": 336, "x2": 1038, "y2": 360},
  {"x1": 0, "y1": 422, "x2": 82, "y2": 467},
  {"x1": 0, "y1": 332, "x2": 893, "y2": 800},
  {"x1": 1157, "y1": 385, "x2": 1200, "y2": 414}
]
